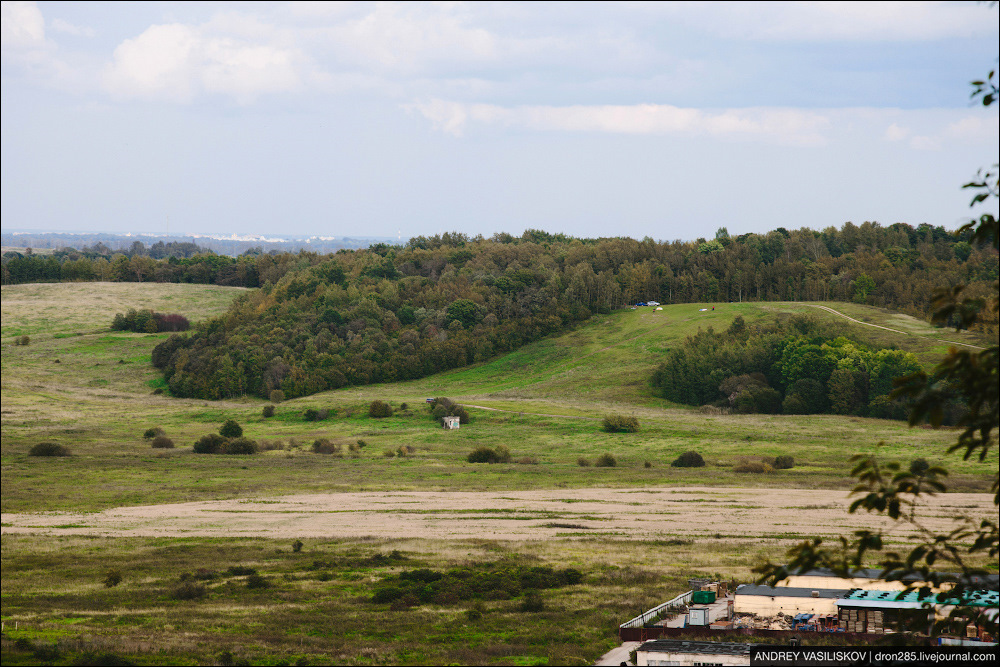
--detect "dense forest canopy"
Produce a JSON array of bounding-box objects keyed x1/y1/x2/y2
[{"x1": 136, "y1": 222, "x2": 997, "y2": 401}]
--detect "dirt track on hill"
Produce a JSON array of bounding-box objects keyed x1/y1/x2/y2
[{"x1": 2, "y1": 487, "x2": 992, "y2": 542}]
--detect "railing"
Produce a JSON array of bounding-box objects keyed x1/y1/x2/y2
[{"x1": 620, "y1": 590, "x2": 693, "y2": 629}]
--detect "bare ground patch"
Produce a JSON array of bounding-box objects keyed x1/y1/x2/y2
[{"x1": 3, "y1": 486, "x2": 992, "y2": 543}]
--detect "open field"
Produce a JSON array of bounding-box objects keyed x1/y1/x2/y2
[{"x1": 2, "y1": 283, "x2": 995, "y2": 665}]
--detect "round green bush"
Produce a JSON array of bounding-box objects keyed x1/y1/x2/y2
[
  {"x1": 670, "y1": 451, "x2": 705, "y2": 468},
  {"x1": 143, "y1": 427, "x2": 164, "y2": 440},
  {"x1": 734, "y1": 460, "x2": 774, "y2": 473},
  {"x1": 773, "y1": 455, "x2": 794, "y2": 470},
  {"x1": 262, "y1": 405, "x2": 275, "y2": 418},
  {"x1": 594, "y1": 453, "x2": 617, "y2": 467},
  {"x1": 28, "y1": 442, "x2": 71, "y2": 457},
  {"x1": 151, "y1": 435, "x2": 175, "y2": 449},
  {"x1": 602, "y1": 415, "x2": 639, "y2": 433},
  {"x1": 222, "y1": 437, "x2": 257, "y2": 455},
  {"x1": 369, "y1": 400, "x2": 393, "y2": 418},
  {"x1": 219, "y1": 419, "x2": 243, "y2": 438},
  {"x1": 193, "y1": 433, "x2": 226, "y2": 454}
]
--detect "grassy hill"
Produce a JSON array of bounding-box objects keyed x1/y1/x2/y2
[
  {"x1": 1, "y1": 283, "x2": 995, "y2": 666},
  {"x1": 2, "y1": 283, "x2": 992, "y2": 514}
]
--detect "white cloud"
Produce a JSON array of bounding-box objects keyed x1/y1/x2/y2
[
  {"x1": 51, "y1": 18, "x2": 95, "y2": 38},
  {"x1": 102, "y1": 21, "x2": 313, "y2": 104},
  {"x1": 1, "y1": 0, "x2": 45, "y2": 48},
  {"x1": 406, "y1": 99, "x2": 831, "y2": 145},
  {"x1": 651, "y1": 1, "x2": 993, "y2": 42},
  {"x1": 909, "y1": 135, "x2": 941, "y2": 150},
  {"x1": 884, "y1": 123, "x2": 909, "y2": 141}
]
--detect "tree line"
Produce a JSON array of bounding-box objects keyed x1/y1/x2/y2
[{"x1": 142, "y1": 221, "x2": 997, "y2": 401}]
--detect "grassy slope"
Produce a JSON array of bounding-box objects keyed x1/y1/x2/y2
[{"x1": 1, "y1": 284, "x2": 995, "y2": 665}]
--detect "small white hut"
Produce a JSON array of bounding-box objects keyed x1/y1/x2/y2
[{"x1": 442, "y1": 416, "x2": 461, "y2": 430}]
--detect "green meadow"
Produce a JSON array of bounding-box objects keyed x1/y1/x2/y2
[{"x1": 1, "y1": 283, "x2": 994, "y2": 665}]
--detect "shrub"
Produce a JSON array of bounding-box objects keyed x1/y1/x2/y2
[
  {"x1": 602, "y1": 414, "x2": 639, "y2": 433},
  {"x1": 397, "y1": 445, "x2": 416, "y2": 457},
  {"x1": 369, "y1": 400, "x2": 393, "y2": 418},
  {"x1": 467, "y1": 446, "x2": 511, "y2": 463},
  {"x1": 269, "y1": 389, "x2": 285, "y2": 403},
  {"x1": 644, "y1": 461, "x2": 653, "y2": 468},
  {"x1": 16, "y1": 335, "x2": 30, "y2": 346},
  {"x1": 594, "y1": 453, "x2": 617, "y2": 467},
  {"x1": 303, "y1": 408, "x2": 331, "y2": 421},
  {"x1": 171, "y1": 582, "x2": 207, "y2": 600},
  {"x1": 517, "y1": 456, "x2": 539, "y2": 465},
  {"x1": 28, "y1": 442, "x2": 71, "y2": 457},
  {"x1": 671, "y1": 451, "x2": 705, "y2": 468},
  {"x1": 292, "y1": 540, "x2": 304, "y2": 553},
  {"x1": 520, "y1": 589, "x2": 545, "y2": 612},
  {"x1": 246, "y1": 573, "x2": 270, "y2": 589},
  {"x1": 399, "y1": 402, "x2": 409, "y2": 411},
  {"x1": 311, "y1": 438, "x2": 341, "y2": 454},
  {"x1": 451, "y1": 405, "x2": 471, "y2": 424},
  {"x1": 577, "y1": 457, "x2": 591, "y2": 467},
  {"x1": 773, "y1": 455, "x2": 794, "y2": 470},
  {"x1": 143, "y1": 427, "x2": 164, "y2": 439},
  {"x1": 219, "y1": 419, "x2": 243, "y2": 438},
  {"x1": 466, "y1": 603, "x2": 484, "y2": 621},
  {"x1": 262, "y1": 405, "x2": 275, "y2": 418},
  {"x1": 227, "y1": 566, "x2": 257, "y2": 576},
  {"x1": 734, "y1": 460, "x2": 775, "y2": 473},
  {"x1": 193, "y1": 433, "x2": 226, "y2": 454},
  {"x1": 104, "y1": 570, "x2": 123, "y2": 587},
  {"x1": 222, "y1": 437, "x2": 257, "y2": 455},
  {"x1": 151, "y1": 435, "x2": 174, "y2": 449},
  {"x1": 383, "y1": 449, "x2": 396, "y2": 458}
]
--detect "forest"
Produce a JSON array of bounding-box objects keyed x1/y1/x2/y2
[
  {"x1": 650, "y1": 314, "x2": 931, "y2": 419},
  {"x1": 137, "y1": 222, "x2": 996, "y2": 401}
]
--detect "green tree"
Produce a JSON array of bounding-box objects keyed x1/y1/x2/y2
[{"x1": 755, "y1": 58, "x2": 998, "y2": 640}]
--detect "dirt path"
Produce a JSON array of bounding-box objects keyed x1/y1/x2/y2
[
  {"x1": 799, "y1": 304, "x2": 985, "y2": 350},
  {"x1": 3, "y1": 487, "x2": 992, "y2": 542}
]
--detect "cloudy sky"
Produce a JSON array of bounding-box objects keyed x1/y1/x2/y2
[{"x1": 2, "y1": 1, "x2": 997, "y2": 241}]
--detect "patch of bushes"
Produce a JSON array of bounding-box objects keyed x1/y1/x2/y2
[
  {"x1": 577, "y1": 457, "x2": 591, "y2": 467},
  {"x1": 520, "y1": 589, "x2": 545, "y2": 612},
  {"x1": 104, "y1": 570, "x2": 123, "y2": 587},
  {"x1": 269, "y1": 389, "x2": 284, "y2": 403},
  {"x1": 262, "y1": 405, "x2": 275, "y2": 418},
  {"x1": 517, "y1": 456, "x2": 539, "y2": 465},
  {"x1": 171, "y1": 582, "x2": 207, "y2": 600},
  {"x1": 28, "y1": 442, "x2": 71, "y2": 457},
  {"x1": 370, "y1": 564, "x2": 582, "y2": 607},
  {"x1": 193, "y1": 433, "x2": 227, "y2": 454},
  {"x1": 734, "y1": 459, "x2": 775, "y2": 473},
  {"x1": 303, "y1": 408, "x2": 331, "y2": 422},
  {"x1": 773, "y1": 455, "x2": 794, "y2": 469},
  {"x1": 311, "y1": 438, "x2": 341, "y2": 455},
  {"x1": 111, "y1": 308, "x2": 190, "y2": 333},
  {"x1": 227, "y1": 566, "x2": 257, "y2": 576},
  {"x1": 594, "y1": 453, "x2": 617, "y2": 467},
  {"x1": 397, "y1": 445, "x2": 416, "y2": 457},
  {"x1": 671, "y1": 451, "x2": 705, "y2": 468},
  {"x1": 602, "y1": 414, "x2": 639, "y2": 433},
  {"x1": 428, "y1": 397, "x2": 471, "y2": 424},
  {"x1": 151, "y1": 435, "x2": 174, "y2": 449},
  {"x1": 219, "y1": 419, "x2": 243, "y2": 438},
  {"x1": 467, "y1": 446, "x2": 511, "y2": 463},
  {"x1": 143, "y1": 427, "x2": 165, "y2": 439},
  {"x1": 15, "y1": 335, "x2": 31, "y2": 346},
  {"x1": 193, "y1": 433, "x2": 257, "y2": 455},
  {"x1": 246, "y1": 573, "x2": 270, "y2": 589},
  {"x1": 369, "y1": 400, "x2": 393, "y2": 418}
]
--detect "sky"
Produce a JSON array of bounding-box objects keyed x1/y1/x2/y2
[{"x1": 1, "y1": 1, "x2": 998, "y2": 242}]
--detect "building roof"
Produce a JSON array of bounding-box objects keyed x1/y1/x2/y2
[
  {"x1": 787, "y1": 569, "x2": 1000, "y2": 590},
  {"x1": 838, "y1": 588, "x2": 1000, "y2": 609},
  {"x1": 736, "y1": 584, "x2": 847, "y2": 599},
  {"x1": 637, "y1": 639, "x2": 753, "y2": 657}
]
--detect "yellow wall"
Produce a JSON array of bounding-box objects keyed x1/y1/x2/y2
[{"x1": 734, "y1": 594, "x2": 838, "y2": 615}]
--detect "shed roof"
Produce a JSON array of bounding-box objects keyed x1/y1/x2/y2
[
  {"x1": 735, "y1": 584, "x2": 847, "y2": 599},
  {"x1": 838, "y1": 588, "x2": 999, "y2": 609},
  {"x1": 637, "y1": 639, "x2": 753, "y2": 657}
]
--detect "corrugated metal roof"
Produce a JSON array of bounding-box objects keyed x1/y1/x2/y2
[
  {"x1": 735, "y1": 584, "x2": 847, "y2": 599},
  {"x1": 637, "y1": 639, "x2": 753, "y2": 657},
  {"x1": 839, "y1": 589, "x2": 999, "y2": 608}
]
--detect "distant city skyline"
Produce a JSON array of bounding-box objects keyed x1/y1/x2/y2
[{"x1": 2, "y1": 1, "x2": 998, "y2": 241}]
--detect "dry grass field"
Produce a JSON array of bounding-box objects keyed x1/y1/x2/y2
[{"x1": 1, "y1": 282, "x2": 995, "y2": 665}]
